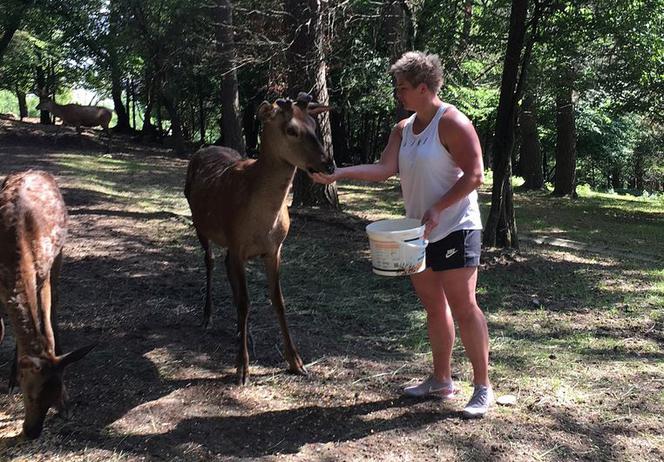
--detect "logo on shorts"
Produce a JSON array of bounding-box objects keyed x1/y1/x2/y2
[{"x1": 445, "y1": 248, "x2": 458, "y2": 259}]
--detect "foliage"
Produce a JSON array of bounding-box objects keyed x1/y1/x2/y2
[
  {"x1": 0, "y1": 0, "x2": 661, "y2": 188},
  {"x1": 0, "y1": 31, "x2": 44, "y2": 93}
]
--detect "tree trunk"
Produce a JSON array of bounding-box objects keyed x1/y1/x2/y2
[
  {"x1": 110, "y1": 51, "x2": 130, "y2": 132},
  {"x1": 142, "y1": 73, "x2": 157, "y2": 137},
  {"x1": 125, "y1": 78, "x2": 132, "y2": 129},
  {"x1": 611, "y1": 165, "x2": 621, "y2": 190},
  {"x1": 198, "y1": 87, "x2": 206, "y2": 144},
  {"x1": 286, "y1": 0, "x2": 339, "y2": 209},
  {"x1": 633, "y1": 141, "x2": 645, "y2": 191},
  {"x1": 131, "y1": 79, "x2": 137, "y2": 129},
  {"x1": 330, "y1": 108, "x2": 348, "y2": 165},
  {"x1": 35, "y1": 65, "x2": 51, "y2": 124},
  {"x1": 519, "y1": 86, "x2": 544, "y2": 189},
  {"x1": 552, "y1": 72, "x2": 577, "y2": 197},
  {"x1": 242, "y1": 94, "x2": 262, "y2": 157},
  {"x1": 382, "y1": 0, "x2": 413, "y2": 122},
  {"x1": 216, "y1": 0, "x2": 245, "y2": 154},
  {"x1": 161, "y1": 90, "x2": 186, "y2": 155},
  {"x1": 15, "y1": 88, "x2": 27, "y2": 119},
  {"x1": 108, "y1": 2, "x2": 130, "y2": 133},
  {"x1": 483, "y1": 0, "x2": 529, "y2": 249}
]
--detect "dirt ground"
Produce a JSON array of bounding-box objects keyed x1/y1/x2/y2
[{"x1": 0, "y1": 119, "x2": 662, "y2": 461}]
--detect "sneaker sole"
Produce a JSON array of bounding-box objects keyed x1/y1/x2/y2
[
  {"x1": 462, "y1": 409, "x2": 488, "y2": 418},
  {"x1": 403, "y1": 389, "x2": 459, "y2": 400}
]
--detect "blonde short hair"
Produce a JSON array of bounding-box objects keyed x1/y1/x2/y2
[{"x1": 389, "y1": 51, "x2": 444, "y2": 93}]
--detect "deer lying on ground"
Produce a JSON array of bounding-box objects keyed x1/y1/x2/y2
[
  {"x1": 36, "y1": 95, "x2": 113, "y2": 152},
  {"x1": 185, "y1": 94, "x2": 335, "y2": 385},
  {"x1": 0, "y1": 170, "x2": 94, "y2": 438}
]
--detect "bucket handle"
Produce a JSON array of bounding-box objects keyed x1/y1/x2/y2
[{"x1": 398, "y1": 239, "x2": 428, "y2": 250}]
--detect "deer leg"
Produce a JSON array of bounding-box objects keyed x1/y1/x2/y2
[
  {"x1": 264, "y1": 248, "x2": 306, "y2": 376},
  {"x1": 196, "y1": 231, "x2": 214, "y2": 328},
  {"x1": 39, "y1": 273, "x2": 56, "y2": 357},
  {"x1": 104, "y1": 125, "x2": 111, "y2": 153},
  {"x1": 50, "y1": 252, "x2": 63, "y2": 355},
  {"x1": 8, "y1": 346, "x2": 18, "y2": 394},
  {"x1": 48, "y1": 252, "x2": 70, "y2": 417},
  {"x1": 225, "y1": 252, "x2": 255, "y2": 357},
  {"x1": 227, "y1": 252, "x2": 250, "y2": 385}
]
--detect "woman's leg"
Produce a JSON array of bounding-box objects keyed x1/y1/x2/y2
[
  {"x1": 439, "y1": 267, "x2": 490, "y2": 386},
  {"x1": 410, "y1": 268, "x2": 455, "y2": 382}
]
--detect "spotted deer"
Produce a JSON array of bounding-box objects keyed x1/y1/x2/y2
[{"x1": 0, "y1": 170, "x2": 94, "y2": 438}]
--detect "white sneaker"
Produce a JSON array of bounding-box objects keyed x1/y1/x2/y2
[
  {"x1": 403, "y1": 375, "x2": 458, "y2": 399},
  {"x1": 463, "y1": 384, "x2": 494, "y2": 418}
]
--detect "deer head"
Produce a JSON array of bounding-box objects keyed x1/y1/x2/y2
[
  {"x1": 257, "y1": 95, "x2": 336, "y2": 175},
  {"x1": 19, "y1": 344, "x2": 95, "y2": 438}
]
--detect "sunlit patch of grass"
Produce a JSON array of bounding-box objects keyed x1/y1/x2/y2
[{"x1": 53, "y1": 152, "x2": 190, "y2": 215}]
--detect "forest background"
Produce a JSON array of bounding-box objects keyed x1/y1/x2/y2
[{"x1": 0, "y1": 0, "x2": 662, "y2": 242}]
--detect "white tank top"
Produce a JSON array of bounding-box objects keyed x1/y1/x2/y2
[{"x1": 398, "y1": 104, "x2": 483, "y2": 243}]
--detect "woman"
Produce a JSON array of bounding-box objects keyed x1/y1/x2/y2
[{"x1": 311, "y1": 51, "x2": 492, "y2": 418}]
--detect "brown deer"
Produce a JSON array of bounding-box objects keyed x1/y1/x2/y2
[
  {"x1": 184, "y1": 94, "x2": 335, "y2": 385},
  {"x1": 0, "y1": 170, "x2": 94, "y2": 438},
  {"x1": 36, "y1": 93, "x2": 113, "y2": 151}
]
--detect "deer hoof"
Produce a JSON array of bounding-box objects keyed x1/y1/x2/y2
[
  {"x1": 56, "y1": 407, "x2": 72, "y2": 420},
  {"x1": 202, "y1": 317, "x2": 213, "y2": 329},
  {"x1": 289, "y1": 362, "x2": 308, "y2": 376},
  {"x1": 236, "y1": 370, "x2": 249, "y2": 386}
]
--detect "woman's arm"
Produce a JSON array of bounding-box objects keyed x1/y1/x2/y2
[{"x1": 311, "y1": 121, "x2": 404, "y2": 184}]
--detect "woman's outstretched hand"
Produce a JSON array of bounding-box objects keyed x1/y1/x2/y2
[{"x1": 310, "y1": 171, "x2": 338, "y2": 185}]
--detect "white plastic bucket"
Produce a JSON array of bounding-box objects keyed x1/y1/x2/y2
[{"x1": 365, "y1": 218, "x2": 428, "y2": 276}]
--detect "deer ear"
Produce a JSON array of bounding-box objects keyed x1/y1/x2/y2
[
  {"x1": 308, "y1": 104, "x2": 332, "y2": 116},
  {"x1": 55, "y1": 343, "x2": 96, "y2": 370},
  {"x1": 257, "y1": 101, "x2": 273, "y2": 121},
  {"x1": 275, "y1": 98, "x2": 293, "y2": 116}
]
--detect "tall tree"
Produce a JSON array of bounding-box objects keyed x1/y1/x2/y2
[
  {"x1": 286, "y1": 0, "x2": 339, "y2": 209},
  {"x1": 519, "y1": 81, "x2": 544, "y2": 189},
  {"x1": 216, "y1": 0, "x2": 245, "y2": 154},
  {"x1": 483, "y1": 0, "x2": 529, "y2": 249},
  {"x1": 552, "y1": 62, "x2": 577, "y2": 196}
]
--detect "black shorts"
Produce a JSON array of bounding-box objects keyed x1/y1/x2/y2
[{"x1": 426, "y1": 229, "x2": 481, "y2": 272}]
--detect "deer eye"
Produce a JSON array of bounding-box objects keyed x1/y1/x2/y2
[{"x1": 286, "y1": 126, "x2": 298, "y2": 137}]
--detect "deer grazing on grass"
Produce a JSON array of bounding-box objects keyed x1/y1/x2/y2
[
  {"x1": 0, "y1": 170, "x2": 94, "y2": 438},
  {"x1": 184, "y1": 94, "x2": 335, "y2": 385},
  {"x1": 36, "y1": 92, "x2": 113, "y2": 152}
]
